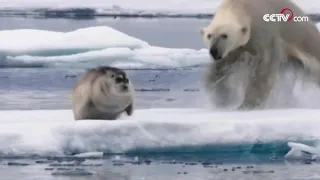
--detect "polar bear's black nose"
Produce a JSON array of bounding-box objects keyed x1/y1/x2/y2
[{"x1": 209, "y1": 46, "x2": 221, "y2": 60}]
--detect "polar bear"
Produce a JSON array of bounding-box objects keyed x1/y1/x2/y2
[
  {"x1": 200, "y1": 0, "x2": 320, "y2": 110},
  {"x1": 203, "y1": 46, "x2": 255, "y2": 109}
]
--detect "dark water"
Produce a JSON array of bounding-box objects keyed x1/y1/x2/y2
[
  {"x1": 0, "y1": 155, "x2": 319, "y2": 180},
  {"x1": 0, "y1": 17, "x2": 319, "y2": 179}
]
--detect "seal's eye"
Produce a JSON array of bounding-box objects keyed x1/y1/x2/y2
[
  {"x1": 221, "y1": 34, "x2": 228, "y2": 39},
  {"x1": 115, "y1": 77, "x2": 123, "y2": 83},
  {"x1": 111, "y1": 74, "x2": 115, "y2": 78}
]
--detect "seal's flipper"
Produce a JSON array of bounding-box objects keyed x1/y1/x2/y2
[{"x1": 125, "y1": 104, "x2": 133, "y2": 116}]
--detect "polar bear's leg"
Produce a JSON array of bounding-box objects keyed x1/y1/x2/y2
[
  {"x1": 205, "y1": 50, "x2": 247, "y2": 107},
  {"x1": 239, "y1": 38, "x2": 284, "y2": 110},
  {"x1": 205, "y1": 61, "x2": 232, "y2": 107}
]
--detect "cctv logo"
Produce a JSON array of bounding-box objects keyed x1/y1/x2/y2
[{"x1": 263, "y1": 8, "x2": 308, "y2": 22}]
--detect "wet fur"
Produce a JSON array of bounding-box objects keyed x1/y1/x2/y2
[
  {"x1": 204, "y1": 49, "x2": 253, "y2": 107},
  {"x1": 205, "y1": 51, "x2": 304, "y2": 109},
  {"x1": 204, "y1": 0, "x2": 320, "y2": 110}
]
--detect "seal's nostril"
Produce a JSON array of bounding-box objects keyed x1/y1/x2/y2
[{"x1": 122, "y1": 85, "x2": 128, "y2": 91}]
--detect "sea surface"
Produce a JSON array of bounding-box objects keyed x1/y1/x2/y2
[{"x1": 1, "y1": 17, "x2": 320, "y2": 180}]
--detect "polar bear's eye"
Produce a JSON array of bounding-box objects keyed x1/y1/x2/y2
[
  {"x1": 221, "y1": 34, "x2": 228, "y2": 39},
  {"x1": 206, "y1": 34, "x2": 212, "y2": 39}
]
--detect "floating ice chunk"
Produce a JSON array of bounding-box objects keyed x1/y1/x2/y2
[
  {"x1": 5, "y1": 46, "x2": 208, "y2": 68},
  {"x1": 285, "y1": 142, "x2": 320, "y2": 160},
  {"x1": 0, "y1": 26, "x2": 149, "y2": 54},
  {"x1": 0, "y1": 26, "x2": 209, "y2": 68}
]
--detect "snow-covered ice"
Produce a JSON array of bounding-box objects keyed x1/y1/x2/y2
[
  {"x1": 0, "y1": 26, "x2": 209, "y2": 68},
  {"x1": 0, "y1": 26, "x2": 148, "y2": 53},
  {"x1": 0, "y1": 108, "x2": 319, "y2": 157},
  {"x1": 5, "y1": 46, "x2": 208, "y2": 68}
]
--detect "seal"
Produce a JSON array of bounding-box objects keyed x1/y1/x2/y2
[{"x1": 72, "y1": 66, "x2": 135, "y2": 120}]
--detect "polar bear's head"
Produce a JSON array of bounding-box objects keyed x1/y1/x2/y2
[{"x1": 200, "y1": 12, "x2": 251, "y2": 60}]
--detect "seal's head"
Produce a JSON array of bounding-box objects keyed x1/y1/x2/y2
[
  {"x1": 72, "y1": 66, "x2": 135, "y2": 120},
  {"x1": 94, "y1": 66, "x2": 133, "y2": 95}
]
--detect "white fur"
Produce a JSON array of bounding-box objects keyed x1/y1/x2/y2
[{"x1": 200, "y1": 0, "x2": 320, "y2": 110}]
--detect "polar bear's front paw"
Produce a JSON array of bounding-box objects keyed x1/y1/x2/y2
[{"x1": 237, "y1": 102, "x2": 257, "y2": 111}]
